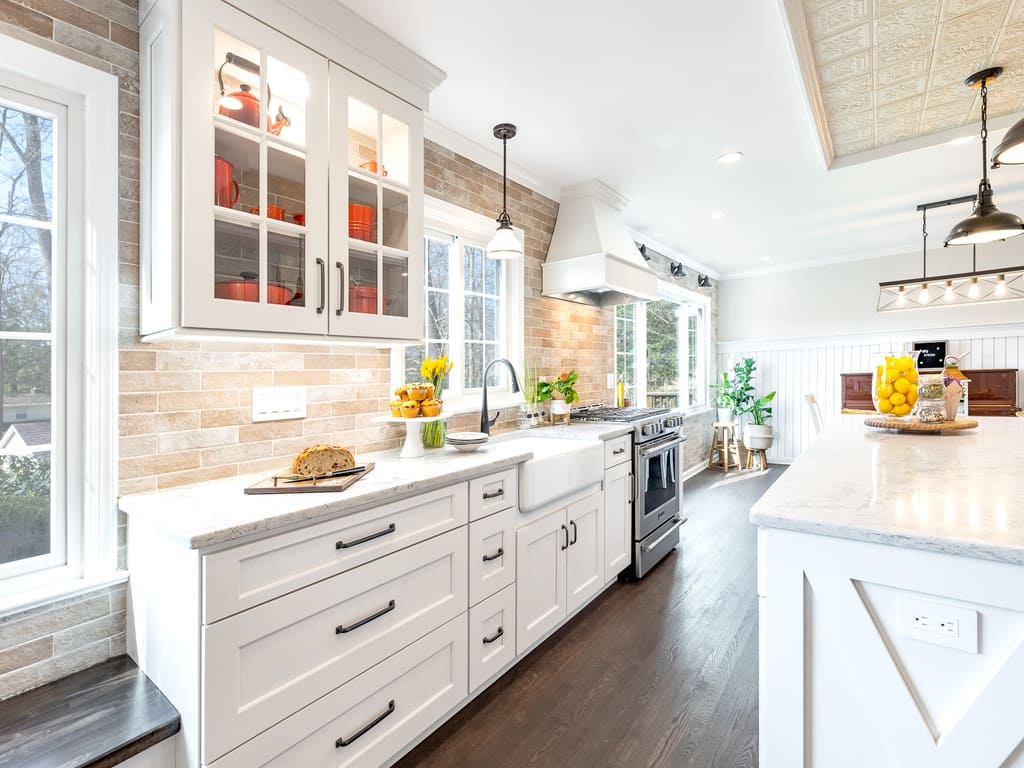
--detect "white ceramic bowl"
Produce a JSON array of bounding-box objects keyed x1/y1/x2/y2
[
  {"x1": 446, "y1": 431, "x2": 489, "y2": 442},
  {"x1": 447, "y1": 441, "x2": 484, "y2": 453}
]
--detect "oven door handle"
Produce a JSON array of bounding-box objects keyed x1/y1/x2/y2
[
  {"x1": 637, "y1": 435, "x2": 684, "y2": 458},
  {"x1": 644, "y1": 517, "x2": 686, "y2": 552}
]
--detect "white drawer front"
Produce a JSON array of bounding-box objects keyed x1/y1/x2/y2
[
  {"x1": 468, "y1": 584, "x2": 516, "y2": 693},
  {"x1": 208, "y1": 614, "x2": 468, "y2": 768},
  {"x1": 203, "y1": 483, "x2": 468, "y2": 623},
  {"x1": 604, "y1": 435, "x2": 631, "y2": 468},
  {"x1": 468, "y1": 468, "x2": 517, "y2": 521},
  {"x1": 202, "y1": 528, "x2": 467, "y2": 763},
  {"x1": 468, "y1": 506, "x2": 516, "y2": 606}
]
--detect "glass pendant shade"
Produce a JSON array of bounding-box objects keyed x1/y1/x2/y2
[
  {"x1": 486, "y1": 222, "x2": 523, "y2": 259},
  {"x1": 992, "y1": 116, "x2": 1024, "y2": 166},
  {"x1": 944, "y1": 188, "x2": 1024, "y2": 245}
]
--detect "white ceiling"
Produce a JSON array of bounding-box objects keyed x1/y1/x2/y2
[{"x1": 337, "y1": 0, "x2": 1024, "y2": 278}]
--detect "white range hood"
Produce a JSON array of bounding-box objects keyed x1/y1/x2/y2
[{"x1": 542, "y1": 179, "x2": 659, "y2": 307}]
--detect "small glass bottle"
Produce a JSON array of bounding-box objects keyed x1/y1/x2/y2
[{"x1": 915, "y1": 373, "x2": 947, "y2": 423}]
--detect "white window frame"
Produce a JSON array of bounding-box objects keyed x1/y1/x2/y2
[
  {"x1": 616, "y1": 282, "x2": 711, "y2": 415},
  {"x1": 0, "y1": 34, "x2": 121, "y2": 615},
  {"x1": 391, "y1": 196, "x2": 524, "y2": 415}
]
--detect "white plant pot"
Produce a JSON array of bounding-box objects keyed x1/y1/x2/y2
[
  {"x1": 744, "y1": 424, "x2": 774, "y2": 450},
  {"x1": 550, "y1": 399, "x2": 570, "y2": 415},
  {"x1": 717, "y1": 408, "x2": 734, "y2": 424}
]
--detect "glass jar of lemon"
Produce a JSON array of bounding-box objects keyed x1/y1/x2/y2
[{"x1": 872, "y1": 350, "x2": 920, "y2": 417}]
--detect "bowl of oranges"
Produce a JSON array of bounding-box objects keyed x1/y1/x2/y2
[{"x1": 872, "y1": 352, "x2": 920, "y2": 417}]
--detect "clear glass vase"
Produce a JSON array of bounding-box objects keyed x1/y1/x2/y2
[
  {"x1": 871, "y1": 349, "x2": 920, "y2": 418},
  {"x1": 422, "y1": 419, "x2": 446, "y2": 448}
]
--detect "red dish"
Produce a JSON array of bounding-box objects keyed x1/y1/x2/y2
[
  {"x1": 349, "y1": 286, "x2": 387, "y2": 314},
  {"x1": 348, "y1": 204, "x2": 375, "y2": 239},
  {"x1": 215, "y1": 280, "x2": 295, "y2": 305}
]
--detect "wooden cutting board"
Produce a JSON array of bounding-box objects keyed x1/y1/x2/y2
[
  {"x1": 244, "y1": 463, "x2": 375, "y2": 494},
  {"x1": 863, "y1": 417, "x2": 978, "y2": 432}
]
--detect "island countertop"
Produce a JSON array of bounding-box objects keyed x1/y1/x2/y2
[{"x1": 750, "y1": 415, "x2": 1024, "y2": 565}]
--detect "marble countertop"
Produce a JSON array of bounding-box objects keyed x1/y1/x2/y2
[
  {"x1": 120, "y1": 423, "x2": 628, "y2": 550},
  {"x1": 751, "y1": 415, "x2": 1024, "y2": 564}
]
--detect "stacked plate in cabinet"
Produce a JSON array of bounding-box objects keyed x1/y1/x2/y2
[{"x1": 445, "y1": 432, "x2": 489, "y2": 453}]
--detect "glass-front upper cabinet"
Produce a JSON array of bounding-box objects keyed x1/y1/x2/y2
[
  {"x1": 179, "y1": 1, "x2": 328, "y2": 334},
  {"x1": 329, "y1": 64, "x2": 423, "y2": 340}
]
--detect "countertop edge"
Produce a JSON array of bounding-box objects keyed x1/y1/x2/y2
[{"x1": 749, "y1": 512, "x2": 1024, "y2": 566}]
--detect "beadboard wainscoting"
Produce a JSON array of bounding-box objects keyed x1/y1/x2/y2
[{"x1": 718, "y1": 323, "x2": 1024, "y2": 464}]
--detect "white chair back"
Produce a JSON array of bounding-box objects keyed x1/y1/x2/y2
[{"x1": 805, "y1": 393, "x2": 824, "y2": 435}]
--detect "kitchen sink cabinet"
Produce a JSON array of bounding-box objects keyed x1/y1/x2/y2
[
  {"x1": 140, "y1": 0, "x2": 427, "y2": 342},
  {"x1": 515, "y1": 490, "x2": 605, "y2": 655}
]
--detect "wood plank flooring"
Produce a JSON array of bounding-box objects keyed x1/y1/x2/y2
[{"x1": 397, "y1": 467, "x2": 783, "y2": 768}]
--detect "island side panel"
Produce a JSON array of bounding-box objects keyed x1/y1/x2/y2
[{"x1": 759, "y1": 527, "x2": 1024, "y2": 768}]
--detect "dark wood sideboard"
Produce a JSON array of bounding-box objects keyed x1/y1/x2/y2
[{"x1": 840, "y1": 369, "x2": 1019, "y2": 416}]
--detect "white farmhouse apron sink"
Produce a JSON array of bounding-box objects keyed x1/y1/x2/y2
[{"x1": 506, "y1": 437, "x2": 605, "y2": 513}]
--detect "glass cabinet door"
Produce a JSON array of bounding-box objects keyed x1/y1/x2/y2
[
  {"x1": 328, "y1": 64, "x2": 423, "y2": 339},
  {"x1": 180, "y1": 0, "x2": 328, "y2": 334}
]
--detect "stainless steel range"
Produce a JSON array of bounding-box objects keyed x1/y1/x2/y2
[{"x1": 573, "y1": 406, "x2": 686, "y2": 578}]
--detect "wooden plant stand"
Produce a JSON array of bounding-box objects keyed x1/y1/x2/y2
[
  {"x1": 745, "y1": 448, "x2": 768, "y2": 471},
  {"x1": 707, "y1": 422, "x2": 742, "y2": 472}
]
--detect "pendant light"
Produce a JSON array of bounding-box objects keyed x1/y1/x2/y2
[
  {"x1": 486, "y1": 123, "x2": 524, "y2": 260},
  {"x1": 944, "y1": 68, "x2": 1024, "y2": 246}
]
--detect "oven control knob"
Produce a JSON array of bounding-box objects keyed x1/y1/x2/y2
[{"x1": 642, "y1": 424, "x2": 653, "y2": 436}]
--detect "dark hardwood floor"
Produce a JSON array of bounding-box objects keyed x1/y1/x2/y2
[{"x1": 397, "y1": 466, "x2": 783, "y2": 768}]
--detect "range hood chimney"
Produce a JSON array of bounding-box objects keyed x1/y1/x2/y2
[{"x1": 542, "y1": 179, "x2": 659, "y2": 307}]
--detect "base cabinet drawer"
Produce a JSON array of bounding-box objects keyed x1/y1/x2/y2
[
  {"x1": 203, "y1": 483, "x2": 469, "y2": 623},
  {"x1": 468, "y1": 506, "x2": 516, "y2": 606},
  {"x1": 469, "y1": 469, "x2": 517, "y2": 521},
  {"x1": 202, "y1": 528, "x2": 467, "y2": 763},
  {"x1": 209, "y1": 614, "x2": 468, "y2": 768},
  {"x1": 604, "y1": 435, "x2": 631, "y2": 468},
  {"x1": 468, "y1": 584, "x2": 516, "y2": 693}
]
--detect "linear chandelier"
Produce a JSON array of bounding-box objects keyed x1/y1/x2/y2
[{"x1": 877, "y1": 194, "x2": 1024, "y2": 312}]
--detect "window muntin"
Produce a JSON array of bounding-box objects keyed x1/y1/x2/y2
[{"x1": 0, "y1": 86, "x2": 74, "y2": 584}]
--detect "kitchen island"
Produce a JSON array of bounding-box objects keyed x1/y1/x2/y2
[{"x1": 753, "y1": 415, "x2": 1024, "y2": 768}]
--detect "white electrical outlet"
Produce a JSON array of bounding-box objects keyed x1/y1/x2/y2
[
  {"x1": 252, "y1": 386, "x2": 306, "y2": 422},
  {"x1": 898, "y1": 595, "x2": 978, "y2": 654},
  {"x1": 607, "y1": 373, "x2": 615, "y2": 388}
]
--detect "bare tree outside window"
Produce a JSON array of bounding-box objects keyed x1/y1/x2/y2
[{"x1": 0, "y1": 99, "x2": 54, "y2": 567}]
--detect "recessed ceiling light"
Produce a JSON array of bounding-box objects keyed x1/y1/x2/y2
[
  {"x1": 761, "y1": 256, "x2": 771, "y2": 262},
  {"x1": 710, "y1": 210, "x2": 725, "y2": 220},
  {"x1": 717, "y1": 151, "x2": 743, "y2": 164}
]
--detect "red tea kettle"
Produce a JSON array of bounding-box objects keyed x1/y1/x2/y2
[{"x1": 217, "y1": 52, "x2": 291, "y2": 136}]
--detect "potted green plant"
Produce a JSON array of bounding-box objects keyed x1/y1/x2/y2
[
  {"x1": 734, "y1": 358, "x2": 776, "y2": 450},
  {"x1": 546, "y1": 370, "x2": 579, "y2": 416},
  {"x1": 711, "y1": 359, "x2": 756, "y2": 423},
  {"x1": 710, "y1": 371, "x2": 738, "y2": 423}
]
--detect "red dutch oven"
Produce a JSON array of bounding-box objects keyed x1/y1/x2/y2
[{"x1": 215, "y1": 272, "x2": 294, "y2": 305}]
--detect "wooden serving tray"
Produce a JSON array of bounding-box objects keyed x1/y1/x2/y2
[
  {"x1": 863, "y1": 417, "x2": 978, "y2": 433},
  {"x1": 244, "y1": 463, "x2": 375, "y2": 494}
]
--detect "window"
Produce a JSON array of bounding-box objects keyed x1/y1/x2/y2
[
  {"x1": 395, "y1": 198, "x2": 523, "y2": 407},
  {"x1": 614, "y1": 284, "x2": 709, "y2": 412},
  {"x1": 0, "y1": 36, "x2": 119, "y2": 611}
]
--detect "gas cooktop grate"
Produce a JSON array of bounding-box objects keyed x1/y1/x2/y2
[{"x1": 571, "y1": 405, "x2": 670, "y2": 423}]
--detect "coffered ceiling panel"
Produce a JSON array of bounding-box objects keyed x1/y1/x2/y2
[{"x1": 790, "y1": 0, "x2": 1024, "y2": 159}]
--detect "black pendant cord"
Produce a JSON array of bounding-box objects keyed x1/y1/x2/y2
[
  {"x1": 922, "y1": 207, "x2": 927, "y2": 278},
  {"x1": 973, "y1": 244, "x2": 977, "y2": 273},
  {"x1": 500, "y1": 134, "x2": 509, "y2": 224}
]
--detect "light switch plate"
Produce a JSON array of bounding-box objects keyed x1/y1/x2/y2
[
  {"x1": 252, "y1": 386, "x2": 306, "y2": 422},
  {"x1": 898, "y1": 595, "x2": 978, "y2": 654}
]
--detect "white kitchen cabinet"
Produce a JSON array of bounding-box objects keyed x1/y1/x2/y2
[
  {"x1": 565, "y1": 492, "x2": 605, "y2": 615},
  {"x1": 140, "y1": 0, "x2": 428, "y2": 342},
  {"x1": 202, "y1": 527, "x2": 467, "y2": 763},
  {"x1": 516, "y1": 490, "x2": 604, "y2": 655},
  {"x1": 603, "y1": 460, "x2": 632, "y2": 584},
  {"x1": 208, "y1": 614, "x2": 468, "y2": 768},
  {"x1": 468, "y1": 505, "x2": 516, "y2": 607},
  {"x1": 468, "y1": 584, "x2": 516, "y2": 693},
  {"x1": 328, "y1": 64, "x2": 423, "y2": 340}
]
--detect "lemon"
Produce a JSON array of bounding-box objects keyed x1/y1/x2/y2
[
  {"x1": 876, "y1": 384, "x2": 893, "y2": 399},
  {"x1": 905, "y1": 388, "x2": 917, "y2": 405},
  {"x1": 877, "y1": 398, "x2": 894, "y2": 413},
  {"x1": 893, "y1": 378, "x2": 910, "y2": 394},
  {"x1": 890, "y1": 392, "x2": 906, "y2": 406},
  {"x1": 904, "y1": 369, "x2": 918, "y2": 384},
  {"x1": 896, "y1": 356, "x2": 913, "y2": 372},
  {"x1": 893, "y1": 403, "x2": 912, "y2": 417}
]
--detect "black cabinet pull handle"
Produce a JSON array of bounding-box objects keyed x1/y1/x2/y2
[
  {"x1": 569, "y1": 520, "x2": 578, "y2": 546},
  {"x1": 336, "y1": 523, "x2": 395, "y2": 550},
  {"x1": 482, "y1": 547, "x2": 504, "y2": 563},
  {"x1": 482, "y1": 488, "x2": 504, "y2": 500},
  {"x1": 335, "y1": 699, "x2": 395, "y2": 747},
  {"x1": 613, "y1": 447, "x2": 625, "y2": 455},
  {"x1": 336, "y1": 600, "x2": 395, "y2": 634},
  {"x1": 482, "y1": 626, "x2": 504, "y2": 645},
  {"x1": 561, "y1": 524, "x2": 568, "y2": 551},
  {"x1": 335, "y1": 261, "x2": 344, "y2": 315},
  {"x1": 316, "y1": 258, "x2": 325, "y2": 314}
]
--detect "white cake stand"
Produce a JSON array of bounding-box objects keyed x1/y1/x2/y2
[{"x1": 373, "y1": 414, "x2": 447, "y2": 458}]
